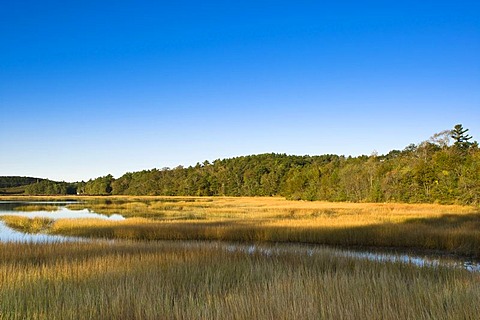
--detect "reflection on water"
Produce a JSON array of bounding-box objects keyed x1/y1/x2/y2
[
  {"x1": 0, "y1": 200, "x2": 78, "y2": 211},
  {"x1": 1, "y1": 201, "x2": 479, "y2": 272},
  {"x1": 0, "y1": 201, "x2": 125, "y2": 220},
  {"x1": 2, "y1": 208, "x2": 125, "y2": 220},
  {"x1": 0, "y1": 221, "x2": 84, "y2": 243},
  {"x1": 337, "y1": 248, "x2": 480, "y2": 273},
  {"x1": 223, "y1": 243, "x2": 480, "y2": 273},
  {"x1": 0, "y1": 201, "x2": 125, "y2": 243}
]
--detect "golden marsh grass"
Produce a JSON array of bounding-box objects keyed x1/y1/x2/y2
[
  {"x1": 10, "y1": 196, "x2": 472, "y2": 257},
  {"x1": 0, "y1": 240, "x2": 479, "y2": 319},
  {"x1": 14, "y1": 204, "x2": 58, "y2": 212},
  {"x1": 1, "y1": 215, "x2": 54, "y2": 233},
  {"x1": 2, "y1": 197, "x2": 480, "y2": 318},
  {"x1": 12, "y1": 205, "x2": 60, "y2": 212}
]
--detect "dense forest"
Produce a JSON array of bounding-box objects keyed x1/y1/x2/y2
[
  {"x1": 3, "y1": 125, "x2": 479, "y2": 204},
  {"x1": 0, "y1": 177, "x2": 46, "y2": 188},
  {"x1": 77, "y1": 124, "x2": 479, "y2": 204},
  {"x1": 0, "y1": 177, "x2": 77, "y2": 195}
]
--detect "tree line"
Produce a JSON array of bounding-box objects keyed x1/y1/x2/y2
[
  {"x1": 24, "y1": 180, "x2": 77, "y2": 195},
  {"x1": 0, "y1": 177, "x2": 77, "y2": 196},
  {"x1": 0, "y1": 177, "x2": 45, "y2": 188},
  {"x1": 10, "y1": 125, "x2": 480, "y2": 204}
]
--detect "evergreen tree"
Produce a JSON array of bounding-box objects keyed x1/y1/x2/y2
[{"x1": 451, "y1": 124, "x2": 473, "y2": 149}]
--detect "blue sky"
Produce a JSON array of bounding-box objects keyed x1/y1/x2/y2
[{"x1": 1, "y1": 1, "x2": 479, "y2": 182}]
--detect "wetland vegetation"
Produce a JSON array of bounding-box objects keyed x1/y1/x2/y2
[
  {"x1": 0, "y1": 125, "x2": 479, "y2": 318},
  {"x1": 3, "y1": 125, "x2": 480, "y2": 206},
  {"x1": 3, "y1": 197, "x2": 476, "y2": 257},
  {"x1": 0, "y1": 196, "x2": 479, "y2": 318},
  {"x1": 1, "y1": 240, "x2": 479, "y2": 319}
]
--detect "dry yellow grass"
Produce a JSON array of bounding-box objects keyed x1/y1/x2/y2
[
  {"x1": 13, "y1": 196, "x2": 473, "y2": 257},
  {"x1": 2, "y1": 196, "x2": 480, "y2": 319},
  {"x1": 13, "y1": 205, "x2": 60, "y2": 212},
  {"x1": 60, "y1": 195, "x2": 475, "y2": 221},
  {"x1": 1, "y1": 240, "x2": 479, "y2": 319},
  {"x1": 1, "y1": 215, "x2": 54, "y2": 233}
]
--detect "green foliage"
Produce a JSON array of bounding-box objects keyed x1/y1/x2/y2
[
  {"x1": 100, "y1": 144, "x2": 479, "y2": 204},
  {"x1": 451, "y1": 124, "x2": 474, "y2": 150},
  {"x1": 24, "y1": 180, "x2": 76, "y2": 195},
  {"x1": 0, "y1": 176, "x2": 46, "y2": 195},
  {"x1": 102, "y1": 125, "x2": 479, "y2": 204},
  {"x1": 0, "y1": 176, "x2": 44, "y2": 188},
  {"x1": 82, "y1": 175, "x2": 114, "y2": 195},
  {"x1": 9, "y1": 125, "x2": 480, "y2": 204},
  {"x1": 0, "y1": 177, "x2": 78, "y2": 195}
]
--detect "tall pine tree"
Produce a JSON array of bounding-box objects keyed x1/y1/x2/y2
[{"x1": 451, "y1": 124, "x2": 473, "y2": 149}]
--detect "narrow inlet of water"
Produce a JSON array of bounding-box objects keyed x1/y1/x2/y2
[
  {"x1": 0, "y1": 201, "x2": 478, "y2": 272},
  {"x1": 221, "y1": 244, "x2": 480, "y2": 273},
  {"x1": 0, "y1": 200, "x2": 124, "y2": 243}
]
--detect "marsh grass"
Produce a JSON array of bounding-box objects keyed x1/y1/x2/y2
[
  {"x1": 13, "y1": 205, "x2": 60, "y2": 212},
  {"x1": 2, "y1": 197, "x2": 480, "y2": 319},
  {"x1": 43, "y1": 197, "x2": 480, "y2": 257},
  {"x1": 65, "y1": 196, "x2": 476, "y2": 222},
  {"x1": 3, "y1": 196, "x2": 480, "y2": 255},
  {"x1": 1, "y1": 215, "x2": 54, "y2": 233},
  {"x1": 0, "y1": 240, "x2": 479, "y2": 319}
]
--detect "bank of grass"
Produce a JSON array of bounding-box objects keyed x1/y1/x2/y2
[
  {"x1": 1, "y1": 215, "x2": 54, "y2": 233},
  {"x1": 0, "y1": 240, "x2": 479, "y2": 319},
  {"x1": 13, "y1": 205, "x2": 59, "y2": 212},
  {"x1": 47, "y1": 197, "x2": 480, "y2": 257},
  {"x1": 3, "y1": 196, "x2": 480, "y2": 256},
  {"x1": 64, "y1": 196, "x2": 476, "y2": 221}
]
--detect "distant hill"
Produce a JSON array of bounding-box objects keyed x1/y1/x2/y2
[
  {"x1": 0, "y1": 176, "x2": 77, "y2": 195},
  {"x1": 0, "y1": 185, "x2": 29, "y2": 195},
  {"x1": 0, "y1": 176, "x2": 46, "y2": 188},
  {"x1": 2, "y1": 125, "x2": 479, "y2": 203},
  {"x1": 0, "y1": 176, "x2": 44, "y2": 194}
]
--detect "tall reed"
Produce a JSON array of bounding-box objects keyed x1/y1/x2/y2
[
  {"x1": 44, "y1": 197, "x2": 480, "y2": 257},
  {"x1": 1, "y1": 215, "x2": 54, "y2": 233},
  {"x1": 0, "y1": 241, "x2": 479, "y2": 319}
]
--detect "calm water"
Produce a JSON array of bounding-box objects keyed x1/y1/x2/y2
[
  {"x1": 0, "y1": 201, "x2": 125, "y2": 220},
  {"x1": 0, "y1": 201, "x2": 478, "y2": 272},
  {"x1": 0, "y1": 221, "x2": 85, "y2": 243},
  {"x1": 0, "y1": 201, "x2": 124, "y2": 242},
  {"x1": 223, "y1": 243, "x2": 480, "y2": 273}
]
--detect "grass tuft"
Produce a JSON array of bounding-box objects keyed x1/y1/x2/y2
[{"x1": 1, "y1": 215, "x2": 54, "y2": 233}]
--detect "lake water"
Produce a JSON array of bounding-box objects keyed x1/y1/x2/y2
[{"x1": 0, "y1": 201, "x2": 479, "y2": 272}]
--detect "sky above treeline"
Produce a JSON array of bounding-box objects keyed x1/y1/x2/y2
[{"x1": 1, "y1": 1, "x2": 479, "y2": 182}]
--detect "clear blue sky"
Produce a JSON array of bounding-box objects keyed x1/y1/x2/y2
[{"x1": 1, "y1": 1, "x2": 479, "y2": 182}]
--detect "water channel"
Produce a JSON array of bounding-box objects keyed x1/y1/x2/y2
[
  {"x1": 0, "y1": 200, "x2": 124, "y2": 242},
  {"x1": 0, "y1": 200, "x2": 479, "y2": 272}
]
